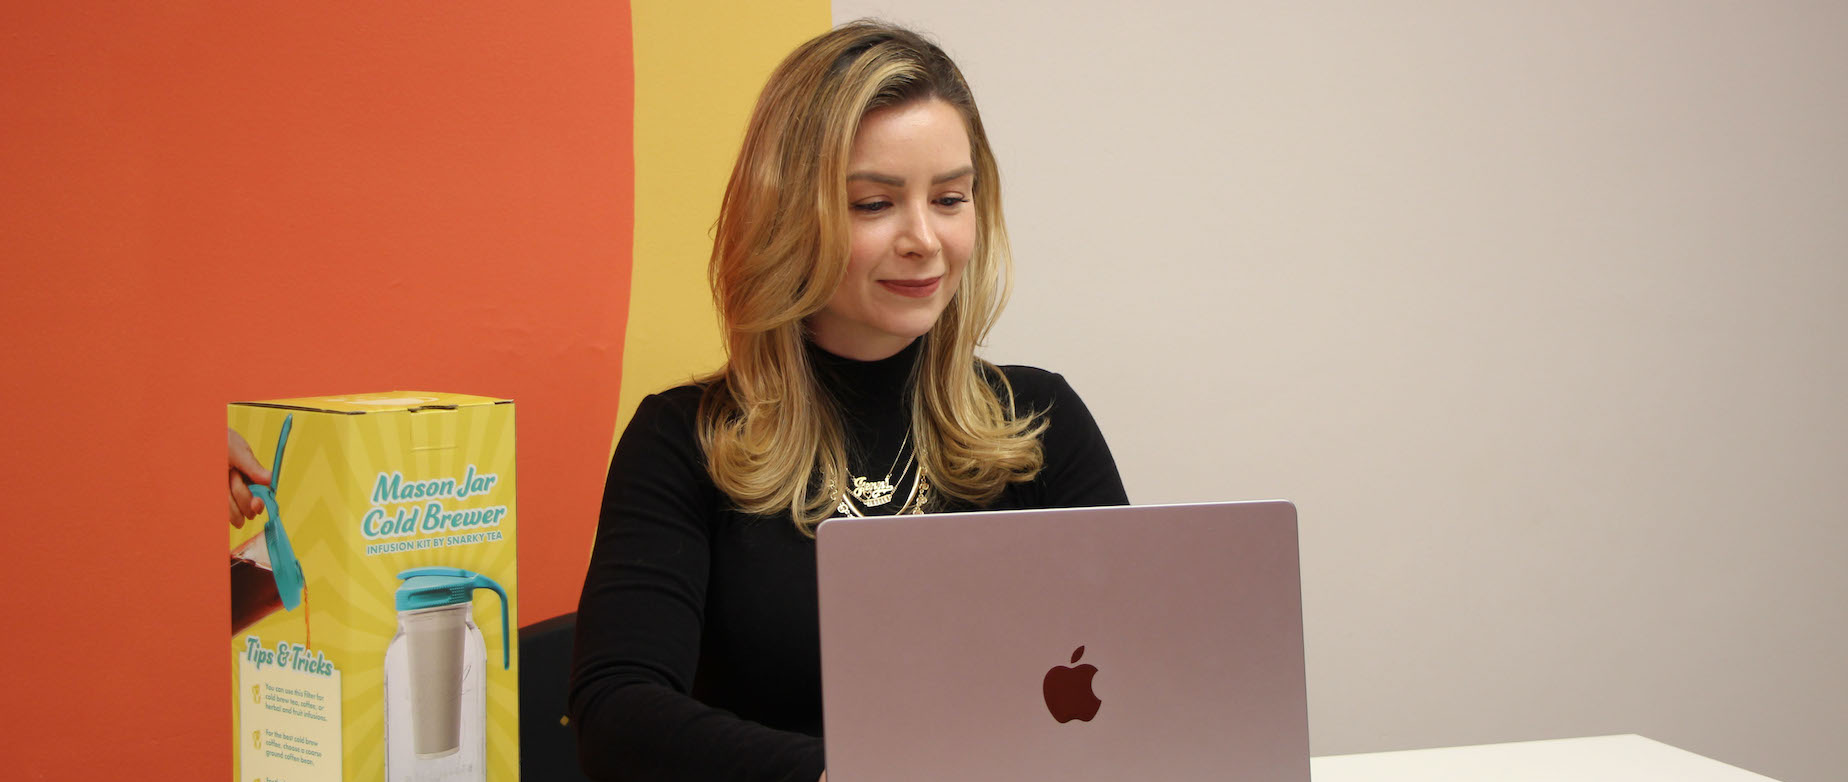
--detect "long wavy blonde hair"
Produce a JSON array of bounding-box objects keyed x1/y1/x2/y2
[{"x1": 698, "y1": 20, "x2": 1046, "y2": 534}]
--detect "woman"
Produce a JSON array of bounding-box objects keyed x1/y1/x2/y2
[{"x1": 571, "y1": 21, "x2": 1128, "y2": 781}]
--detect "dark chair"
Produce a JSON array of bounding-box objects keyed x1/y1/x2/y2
[{"x1": 520, "y1": 612, "x2": 595, "y2": 781}]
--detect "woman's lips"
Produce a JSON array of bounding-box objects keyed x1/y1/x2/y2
[{"x1": 880, "y1": 277, "x2": 941, "y2": 298}]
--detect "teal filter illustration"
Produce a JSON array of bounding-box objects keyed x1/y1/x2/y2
[
  {"x1": 230, "y1": 413, "x2": 306, "y2": 634},
  {"x1": 385, "y1": 567, "x2": 510, "y2": 782}
]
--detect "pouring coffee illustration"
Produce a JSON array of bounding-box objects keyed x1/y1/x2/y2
[
  {"x1": 385, "y1": 566, "x2": 509, "y2": 781},
  {"x1": 230, "y1": 414, "x2": 306, "y2": 635}
]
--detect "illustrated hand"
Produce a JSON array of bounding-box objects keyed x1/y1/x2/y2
[{"x1": 228, "y1": 428, "x2": 273, "y2": 527}]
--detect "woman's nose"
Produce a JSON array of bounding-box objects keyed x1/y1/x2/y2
[{"x1": 894, "y1": 204, "x2": 942, "y2": 258}]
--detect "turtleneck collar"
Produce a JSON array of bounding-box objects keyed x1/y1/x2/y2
[{"x1": 806, "y1": 335, "x2": 923, "y2": 419}]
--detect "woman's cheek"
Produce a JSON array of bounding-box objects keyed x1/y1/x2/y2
[
  {"x1": 945, "y1": 219, "x2": 977, "y2": 269},
  {"x1": 846, "y1": 227, "x2": 886, "y2": 274}
]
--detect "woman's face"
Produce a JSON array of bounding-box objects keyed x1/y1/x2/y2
[{"x1": 808, "y1": 98, "x2": 977, "y2": 361}]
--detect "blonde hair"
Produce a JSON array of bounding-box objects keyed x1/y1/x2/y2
[{"x1": 699, "y1": 20, "x2": 1045, "y2": 534}]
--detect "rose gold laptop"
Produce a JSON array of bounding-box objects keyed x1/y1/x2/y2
[{"x1": 816, "y1": 500, "x2": 1309, "y2": 781}]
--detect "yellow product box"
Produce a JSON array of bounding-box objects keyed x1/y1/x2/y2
[{"x1": 228, "y1": 392, "x2": 519, "y2": 782}]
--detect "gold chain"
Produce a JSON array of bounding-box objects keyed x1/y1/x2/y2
[{"x1": 845, "y1": 430, "x2": 909, "y2": 508}]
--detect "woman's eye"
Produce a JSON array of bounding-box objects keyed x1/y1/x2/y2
[
  {"x1": 852, "y1": 201, "x2": 893, "y2": 213},
  {"x1": 935, "y1": 196, "x2": 970, "y2": 208}
]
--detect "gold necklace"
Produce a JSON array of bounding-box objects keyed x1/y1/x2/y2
[
  {"x1": 836, "y1": 447, "x2": 931, "y2": 517},
  {"x1": 847, "y1": 430, "x2": 909, "y2": 508}
]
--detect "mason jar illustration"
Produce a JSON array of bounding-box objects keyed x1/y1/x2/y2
[{"x1": 384, "y1": 567, "x2": 510, "y2": 782}]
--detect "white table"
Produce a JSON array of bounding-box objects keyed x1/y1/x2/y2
[{"x1": 1310, "y1": 734, "x2": 1779, "y2": 781}]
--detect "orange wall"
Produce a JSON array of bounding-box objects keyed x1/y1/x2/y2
[{"x1": 0, "y1": 3, "x2": 633, "y2": 777}]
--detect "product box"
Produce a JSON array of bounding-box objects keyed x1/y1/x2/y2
[{"x1": 228, "y1": 392, "x2": 518, "y2": 782}]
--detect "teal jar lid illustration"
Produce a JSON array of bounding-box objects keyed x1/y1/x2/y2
[{"x1": 394, "y1": 567, "x2": 511, "y2": 669}]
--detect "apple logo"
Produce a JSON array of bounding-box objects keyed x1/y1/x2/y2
[{"x1": 1042, "y1": 645, "x2": 1102, "y2": 723}]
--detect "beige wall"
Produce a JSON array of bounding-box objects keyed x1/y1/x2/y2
[{"x1": 836, "y1": 2, "x2": 1848, "y2": 781}]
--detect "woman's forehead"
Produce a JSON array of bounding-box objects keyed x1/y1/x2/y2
[{"x1": 848, "y1": 99, "x2": 973, "y2": 175}]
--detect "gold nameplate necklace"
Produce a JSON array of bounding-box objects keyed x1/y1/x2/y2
[
  {"x1": 851, "y1": 430, "x2": 907, "y2": 507},
  {"x1": 836, "y1": 431, "x2": 931, "y2": 517}
]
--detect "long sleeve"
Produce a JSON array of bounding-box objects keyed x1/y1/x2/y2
[{"x1": 569, "y1": 390, "x2": 826, "y2": 782}]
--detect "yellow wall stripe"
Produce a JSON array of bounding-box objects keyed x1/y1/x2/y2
[{"x1": 619, "y1": 2, "x2": 832, "y2": 453}]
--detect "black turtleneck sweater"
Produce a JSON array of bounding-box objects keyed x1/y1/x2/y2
[{"x1": 570, "y1": 339, "x2": 1128, "y2": 782}]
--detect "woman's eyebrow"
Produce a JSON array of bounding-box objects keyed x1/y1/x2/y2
[
  {"x1": 932, "y1": 165, "x2": 976, "y2": 184},
  {"x1": 846, "y1": 165, "x2": 976, "y2": 187}
]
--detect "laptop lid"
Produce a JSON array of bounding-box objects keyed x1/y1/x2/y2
[{"x1": 816, "y1": 500, "x2": 1309, "y2": 781}]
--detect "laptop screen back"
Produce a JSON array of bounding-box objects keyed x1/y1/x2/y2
[{"x1": 816, "y1": 500, "x2": 1309, "y2": 782}]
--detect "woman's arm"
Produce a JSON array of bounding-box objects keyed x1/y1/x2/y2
[{"x1": 570, "y1": 390, "x2": 826, "y2": 781}]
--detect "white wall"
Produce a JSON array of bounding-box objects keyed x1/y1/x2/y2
[{"x1": 836, "y1": 2, "x2": 1848, "y2": 780}]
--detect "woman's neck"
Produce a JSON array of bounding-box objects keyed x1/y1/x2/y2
[
  {"x1": 806, "y1": 324, "x2": 917, "y2": 362},
  {"x1": 806, "y1": 335, "x2": 922, "y2": 418}
]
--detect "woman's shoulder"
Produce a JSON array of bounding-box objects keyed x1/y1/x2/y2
[
  {"x1": 621, "y1": 382, "x2": 710, "y2": 438},
  {"x1": 987, "y1": 362, "x2": 1085, "y2": 410},
  {"x1": 643, "y1": 381, "x2": 708, "y2": 410},
  {"x1": 986, "y1": 360, "x2": 1128, "y2": 506},
  {"x1": 609, "y1": 382, "x2": 716, "y2": 486}
]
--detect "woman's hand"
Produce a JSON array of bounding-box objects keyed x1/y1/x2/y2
[{"x1": 228, "y1": 428, "x2": 273, "y2": 527}]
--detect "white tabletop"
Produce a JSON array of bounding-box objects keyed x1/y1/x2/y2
[{"x1": 1309, "y1": 734, "x2": 1778, "y2": 781}]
